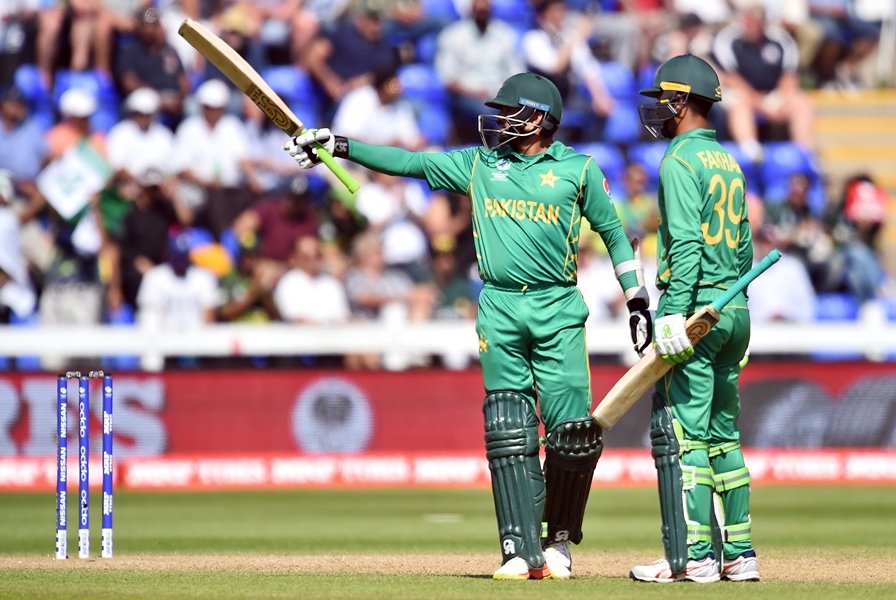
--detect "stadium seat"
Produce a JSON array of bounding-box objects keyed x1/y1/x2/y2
[
  {"x1": 574, "y1": 142, "x2": 625, "y2": 192},
  {"x1": 53, "y1": 69, "x2": 120, "y2": 133},
  {"x1": 13, "y1": 63, "x2": 55, "y2": 131},
  {"x1": 420, "y1": 0, "x2": 460, "y2": 21},
  {"x1": 398, "y1": 63, "x2": 447, "y2": 106},
  {"x1": 415, "y1": 32, "x2": 439, "y2": 64},
  {"x1": 812, "y1": 292, "x2": 862, "y2": 361},
  {"x1": 261, "y1": 65, "x2": 322, "y2": 126},
  {"x1": 602, "y1": 103, "x2": 642, "y2": 145},
  {"x1": 490, "y1": 0, "x2": 535, "y2": 31},
  {"x1": 417, "y1": 103, "x2": 452, "y2": 146},
  {"x1": 627, "y1": 141, "x2": 667, "y2": 189},
  {"x1": 721, "y1": 142, "x2": 761, "y2": 196},
  {"x1": 760, "y1": 142, "x2": 825, "y2": 215},
  {"x1": 600, "y1": 61, "x2": 638, "y2": 100}
]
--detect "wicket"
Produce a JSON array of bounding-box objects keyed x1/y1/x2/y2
[{"x1": 55, "y1": 370, "x2": 113, "y2": 560}]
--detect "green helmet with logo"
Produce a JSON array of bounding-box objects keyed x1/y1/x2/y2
[
  {"x1": 639, "y1": 54, "x2": 722, "y2": 103},
  {"x1": 638, "y1": 54, "x2": 721, "y2": 139},
  {"x1": 486, "y1": 72, "x2": 563, "y2": 123},
  {"x1": 479, "y1": 72, "x2": 562, "y2": 150}
]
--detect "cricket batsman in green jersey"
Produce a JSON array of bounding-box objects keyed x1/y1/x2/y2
[
  {"x1": 628, "y1": 54, "x2": 760, "y2": 584},
  {"x1": 284, "y1": 72, "x2": 652, "y2": 580}
]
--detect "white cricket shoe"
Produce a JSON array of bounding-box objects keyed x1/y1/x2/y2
[
  {"x1": 722, "y1": 552, "x2": 760, "y2": 581},
  {"x1": 630, "y1": 555, "x2": 720, "y2": 583},
  {"x1": 492, "y1": 556, "x2": 550, "y2": 580},
  {"x1": 543, "y1": 541, "x2": 572, "y2": 579}
]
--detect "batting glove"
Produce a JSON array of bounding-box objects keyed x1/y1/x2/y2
[
  {"x1": 625, "y1": 286, "x2": 653, "y2": 357},
  {"x1": 654, "y1": 314, "x2": 694, "y2": 365},
  {"x1": 284, "y1": 128, "x2": 345, "y2": 169}
]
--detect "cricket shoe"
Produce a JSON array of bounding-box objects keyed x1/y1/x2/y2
[
  {"x1": 629, "y1": 555, "x2": 720, "y2": 583},
  {"x1": 543, "y1": 541, "x2": 572, "y2": 579},
  {"x1": 492, "y1": 557, "x2": 550, "y2": 580},
  {"x1": 722, "y1": 551, "x2": 760, "y2": 581}
]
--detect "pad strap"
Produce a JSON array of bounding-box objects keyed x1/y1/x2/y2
[
  {"x1": 708, "y1": 441, "x2": 740, "y2": 457},
  {"x1": 723, "y1": 520, "x2": 752, "y2": 542},
  {"x1": 713, "y1": 467, "x2": 752, "y2": 492}
]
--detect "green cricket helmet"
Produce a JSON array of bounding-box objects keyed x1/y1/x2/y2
[
  {"x1": 638, "y1": 54, "x2": 721, "y2": 139},
  {"x1": 478, "y1": 72, "x2": 562, "y2": 150}
]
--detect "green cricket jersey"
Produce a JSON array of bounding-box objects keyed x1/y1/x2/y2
[
  {"x1": 348, "y1": 141, "x2": 638, "y2": 291},
  {"x1": 655, "y1": 129, "x2": 753, "y2": 315}
]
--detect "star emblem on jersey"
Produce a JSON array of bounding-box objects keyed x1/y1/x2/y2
[
  {"x1": 539, "y1": 169, "x2": 558, "y2": 187},
  {"x1": 479, "y1": 335, "x2": 489, "y2": 353}
]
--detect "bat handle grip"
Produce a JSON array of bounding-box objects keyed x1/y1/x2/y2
[
  {"x1": 710, "y1": 248, "x2": 782, "y2": 312},
  {"x1": 312, "y1": 144, "x2": 360, "y2": 194}
]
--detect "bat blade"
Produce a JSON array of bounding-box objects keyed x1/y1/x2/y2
[
  {"x1": 591, "y1": 306, "x2": 719, "y2": 430},
  {"x1": 177, "y1": 18, "x2": 359, "y2": 193}
]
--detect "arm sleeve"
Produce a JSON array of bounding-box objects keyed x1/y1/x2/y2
[
  {"x1": 580, "y1": 160, "x2": 638, "y2": 291},
  {"x1": 661, "y1": 156, "x2": 703, "y2": 314},
  {"x1": 347, "y1": 141, "x2": 476, "y2": 194}
]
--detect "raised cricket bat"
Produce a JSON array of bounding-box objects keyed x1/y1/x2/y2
[
  {"x1": 177, "y1": 18, "x2": 360, "y2": 193},
  {"x1": 592, "y1": 249, "x2": 782, "y2": 430}
]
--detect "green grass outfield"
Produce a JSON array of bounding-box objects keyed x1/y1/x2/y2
[{"x1": 1, "y1": 485, "x2": 894, "y2": 599}]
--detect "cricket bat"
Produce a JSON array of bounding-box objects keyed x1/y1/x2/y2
[
  {"x1": 177, "y1": 18, "x2": 360, "y2": 194},
  {"x1": 591, "y1": 249, "x2": 782, "y2": 430}
]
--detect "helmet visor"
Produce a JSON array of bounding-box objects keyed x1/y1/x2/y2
[
  {"x1": 638, "y1": 92, "x2": 687, "y2": 139},
  {"x1": 477, "y1": 106, "x2": 539, "y2": 150}
]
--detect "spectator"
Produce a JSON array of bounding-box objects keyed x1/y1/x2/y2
[
  {"x1": 615, "y1": 161, "x2": 659, "y2": 254},
  {"x1": 592, "y1": 0, "x2": 665, "y2": 70},
  {"x1": 136, "y1": 230, "x2": 219, "y2": 331},
  {"x1": 652, "y1": 12, "x2": 714, "y2": 64},
  {"x1": 343, "y1": 230, "x2": 434, "y2": 369},
  {"x1": 421, "y1": 191, "x2": 476, "y2": 283},
  {"x1": 36, "y1": 0, "x2": 106, "y2": 86},
  {"x1": 0, "y1": 1, "x2": 40, "y2": 88},
  {"x1": 671, "y1": 0, "x2": 732, "y2": 28},
  {"x1": 216, "y1": 232, "x2": 281, "y2": 323},
  {"x1": 332, "y1": 62, "x2": 425, "y2": 149},
  {"x1": 521, "y1": 0, "x2": 613, "y2": 142},
  {"x1": 0, "y1": 169, "x2": 37, "y2": 322},
  {"x1": 46, "y1": 87, "x2": 106, "y2": 160},
  {"x1": 172, "y1": 78, "x2": 252, "y2": 238},
  {"x1": 106, "y1": 87, "x2": 175, "y2": 185},
  {"x1": 230, "y1": 173, "x2": 320, "y2": 273},
  {"x1": 0, "y1": 84, "x2": 47, "y2": 182},
  {"x1": 747, "y1": 225, "x2": 817, "y2": 323},
  {"x1": 222, "y1": 1, "x2": 320, "y2": 67},
  {"x1": 304, "y1": 0, "x2": 399, "y2": 118},
  {"x1": 434, "y1": 0, "x2": 523, "y2": 146},
  {"x1": 711, "y1": 3, "x2": 816, "y2": 163},
  {"x1": 829, "y1": 174, "x2": 890, "y2": 302},
  {"x1": 429, "y1": 235, "x2": 477, "y2": 369},
  {"x1": 115, "y1": 5, "x2": 190, "y2": 127},
  {"x1": 273, "y1": 234, "x2": 350, "y2": 324},
  {"x1": 353, "y1": 170, "x2": 431, "y2": 282},
  {"x1": 766, "y1": 171, "x2": 841, "y2": 293},
  {"x1": 114, "y1": 168, "x2": 195, "y2": 310},
  {"x1": 809, "y1": 0, "x2": 881, "y2": 89}
]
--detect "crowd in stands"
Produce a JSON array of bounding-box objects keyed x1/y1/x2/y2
[{"x1": 0, "y1": 0, "x2": 893, "y2": 370}]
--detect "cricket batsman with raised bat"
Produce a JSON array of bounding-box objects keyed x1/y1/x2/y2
[
  {"x1": 628, "y1": 54, "x2": 760, "y2": 583},
  {"x1": 284, "y1": 72, "x2": 651, "y2": 580}
]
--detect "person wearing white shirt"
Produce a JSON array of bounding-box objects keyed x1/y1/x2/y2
[
  {"x1": 273, "y1": 235, "x2": 350, "y2": 324},
  {"x1": 137, "y1": 233, "x2": 220, "y2": 331},
  {"x1": 747, "y1": 227, "x2": 817, "y2": 323},
  {"x1": 107, "y1": 88, "x2": 175, "y2": 182},
  {"x1": 332, "y1": 64, "x2": 425, "y2": 150},
  {"x1": 173, "y1": 78, "x2": 253, "y2": 236}
]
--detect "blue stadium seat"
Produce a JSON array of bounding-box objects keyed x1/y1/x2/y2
[
  {"x1": 627, "y1": 141, "x2": 666, "y2": 189},
  {"x1": 399, "y1": 63, "x2": 447, "y2": 106},
  {"x1": 420, "y1": 0, "x2": 460, "y2": 20},
  {"x1": 812, "y1": 292, "x2": 862, "y2": 361},
  {"x1": 417, "y1": 103, "x2": 452, "y2": 146},
  {"x1": 600, "y1": 61, "x2": 638, "y2": 100},
  {"x1": 760, "y1": 142, "x2": 825, "y2": 215},
  {"x1": 575, "y1": 142, "x2": 625, "y2": 192},
  {"x1": 13, "y1": 63, "x2": 55, "y2": 131},
  {"x1": 261, "y1": 65, "x2": 322, "y2": 126},
  {"x1": 490, "y1": 0, "x2": 535, "y2": 31},
  {"x1": 637, "y1": 62, "x2": 659, "y2": 95},
  {"x1": 602, "y1": 103, "x2": 642, "y2": 145},
  {"x1": 53, "y1": 69, "x2": 120, "y2": 133},
  {"x1": 415, "y1": 32, "x2": 439, "y2": 64}
]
